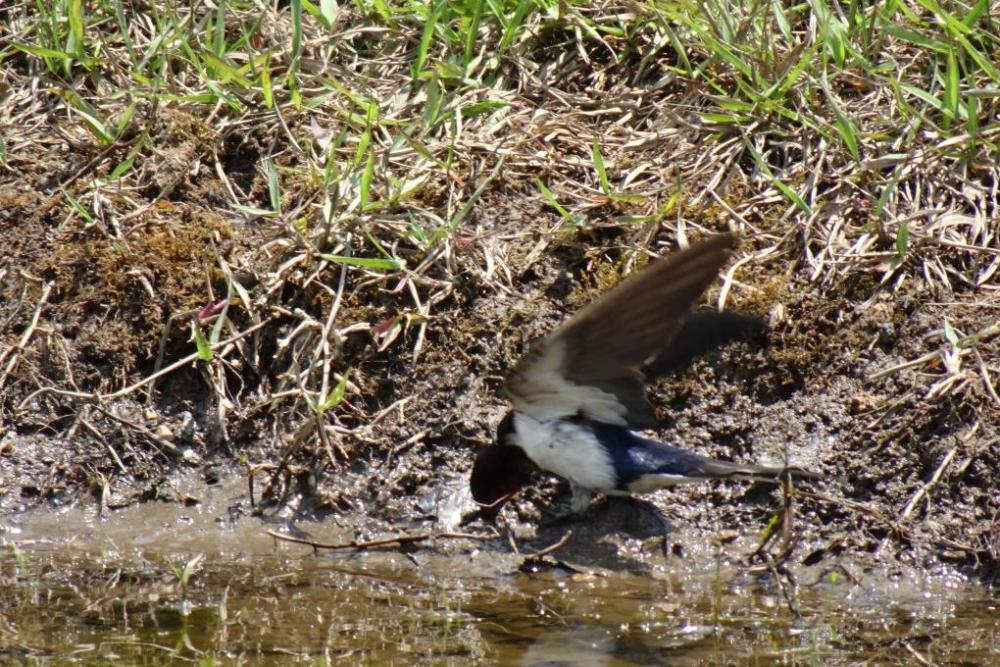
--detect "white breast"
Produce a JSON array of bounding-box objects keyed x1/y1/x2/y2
[{"x1": 512, "y1": 412, "x2": 617, "y2": 493}]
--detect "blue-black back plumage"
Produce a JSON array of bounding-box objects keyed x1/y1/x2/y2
[{"x1": 584, "y1": 420, "x2": 727, "y2": 490}]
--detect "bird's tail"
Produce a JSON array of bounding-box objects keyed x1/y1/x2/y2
[{"x1": 690, "y1": 458, "x2": 822, "y2": 483}]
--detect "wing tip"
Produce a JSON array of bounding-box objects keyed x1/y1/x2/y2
[{"x1": 681, "y1": 230, "x2": 741, "y2": 261}]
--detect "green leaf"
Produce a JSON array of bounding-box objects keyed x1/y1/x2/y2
[
  {"x1": 912, "y1": 0, "x2": 971, "y2": 37},
  {"x1": 202, "y1": 51, "x2": 253, "y2": 88},
  {"x1": 210, "y1": 286, "x2": 233, "y2": 346},
  {"x1": 895, "y1": 222, "x2": 909, "y2": 257},
  {"x1": 880, "y1": 22, "x2": 949, "y2": 54},
  {"x1": 461, "y1": 99, "x2": 510, "y2": 118},
  {"x1": 116, "y1": 102, "x2": 137, "y2": 139},
  {"x1": 537, "y1": 177, "x2": 573, "y2": 221},
  {"x1": 963, "y1": 0, "x2": 990, "y2": 26},
  {"x1": 498, "y1": 0, "x2": 535, "y2": 52},
  {"x1": 965, "y1": 94, "x2": 979, "y2": 135},
  {"x1": 315, "y1": 370, "x2": 350, "y2": 413},
  {"x1": 943, "y1": 319, "x2": 959, "y2": 347},
  {"x1": 363, "y1": 229, "x2": 396, "y2": 262},
  {"x1": 231, "y1": 203, "x2": 280, "y2": 217},
  {"x1": 321, "y1": 0, "x2": 340, "y2": 25},
  {"x1": 743, "y1": 140, "x2": 811, "y2": 215},
  {"x1": 771, "y1": 0, "x2": 792, "y2": 40},
  {"x1": 108, "y1": 155, "x2": 135, "y2": 181},
  {"x1": 463, "y1": 0, "x2": 485, "y2": 68},
  {"x1": 73, "y1": 107, "x2": 114, "y2": 146},
  {"x1": 67, "y1": 0, "x2": 85, "y2": 60},
  {"x1": 319, "y1": 254, "x2": 400, "y2": 270},
  {"x1": 290, "y1": 0, "x2": 303, "y2": 61},
  {"x1": 822, "y1": 77, "x2": 859, "y2": 162},
  {"x1": 944, "y1": 48, "x2": 959, "y2": 126},
  {"x1": 700, "y1": 112, "x2": 748, "y2": 125},
  {"x1": 11, "y1": 43, "x2": 73, "y2": 60},
  {"x1": 359, "y1": 150, "x2": 375, "y2": 210},
  {"x1": 591, "y1": 138, "x2": 611, "y2": 195},
  {"x1": 62, "y1": 188, "x2": 94, "y2": 225},
  {"x1": 194, "y1": 325, "x2": 213, "y2": 361},
  {"x1": 759, "y1": 511, "x2": 782, "y2": 543},
  {"x1": 260, "y1": 54, "x2": 273, "y2": 108},
  {"x1": 832, "y1": 106, "x2": 859, "y2": 162},
  {"x1": 213, "y1": 0, "x2": 226, "y2": 54},
  {"x1": 267, "y1": 160, "x2": 281, "y2": 214},
  {"x1": 414, "y1": 0, "x2": 442, "y2": 79}
]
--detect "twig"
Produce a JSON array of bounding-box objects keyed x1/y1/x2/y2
[
  {"x1": 518, "y1": 530, "x2": 585, "y2": 574},
  {"x1": 91, "y1": 404, "x2": 176, "y2": 458},
  {"x1": 974, "y1": 349, "x2": 1000, "y2": 407},
  {"x1": 16, "y1": 317, "x2": 275, "y2": 410},
  {"x1": 531, "y1": 530, "x2": 573, "y2": 558},
  {"x1": 760, "y1": 557, "x2": 801, "y2": 620},
  {"x1": 266, "y1": 529, "x2": 494, "y2": 552},
  {"x1": 0, "y1": 281, "x2": 53, "y2": 390},
  {"x1": 869, "y1": 348, "x2": 961, "y2": 380},
  {"x1": 903, "y1": 642, "x2": 934, "y2": 666},
  {"x1": 799, "y1": 489, "x2": 987, "y2": 556},
  {"x1": 876, "y1": 422, "x2": 979, "y2": 556}
]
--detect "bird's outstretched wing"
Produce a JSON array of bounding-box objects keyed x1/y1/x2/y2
[{"x1": 506, "y1": 233, "x2": 739, "y2": 428}]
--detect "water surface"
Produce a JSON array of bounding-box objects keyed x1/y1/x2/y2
[{"x1": 2, "y1": 478, "x2": 997, "y2": 665}]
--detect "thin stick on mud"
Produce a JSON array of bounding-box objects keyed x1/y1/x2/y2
[
  {"x1": 0, "y1": 280, "x2": 53, "y2": 390},
  {"x1": 266, "y1": 529, "x2": 495, "y2": 552},
  {"x1": 798, "y1": 489, "x2": 988, "y2": 557},
  {"x1": 530, "y1": 529, "x2": 573, "y2": 558},
  {"x1": 876, "y1": 421, "x2": 979, "y2": 557},
  {"x1": 15, "y1": 317, "x2": 276, "y2": 410}
]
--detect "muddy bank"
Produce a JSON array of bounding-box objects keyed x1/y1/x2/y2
[{"x1": 2, "y1": 202, "x2": 999, "y2": 586}]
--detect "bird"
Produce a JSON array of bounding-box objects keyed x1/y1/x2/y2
[{"x1": 469, "y1": 232, "x2": 817, "y2": 513}]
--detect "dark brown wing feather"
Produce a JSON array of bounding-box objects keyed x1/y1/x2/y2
[{"x1": 507, "y1": 233, "x2": 738, "y2": 427}]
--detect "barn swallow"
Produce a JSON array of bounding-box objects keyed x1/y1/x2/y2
[{"x1": 470, "y1": 233, "x2": 817, "y2": 512}]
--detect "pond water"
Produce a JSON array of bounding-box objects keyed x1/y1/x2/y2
[{"x1": 2, "y1": 477, "x2": 997, "y2": 665}]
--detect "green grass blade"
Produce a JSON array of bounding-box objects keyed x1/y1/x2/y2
[
  {"x1": 414, "y1": 0, "x2": 442, "y2": 79},
  {"x1": 315, "y1": 371, "x2": 350, "y2": 413},
  {"x1": 498, "y1": 0, "x2": 534, "y2": 52},
  {"x1": 319, "y1": 255, "x2": 400, "y2": 270},
  {"x1": 214, "y1": 0, "x2": 226, "y2": 55},
  {"x1": 743, "y1": 139, "x2": 811, "y2": 215},
  {"x1": 896, "y1": 222, "x2": 909, "y2": 258},
  {"x1": 67, "y1": 0, "x2": 85, "y2": 61},
  {"x1": 194, "y1": 325, "x2": 213, "y2": 361},
  {"x1": 591, "y1": 138, "x2": 611, "y2": 195},
  {"x1": 359, "y1": 150, "x2": 375, "y2": 210},
  {"x1": 943, "y1": 48, "x2": 958, "y2": 127},
  {"x1": 267, "y1": 160, "x2": 281, "y2": 214},
  {"x1": 537, "y1": 177, "x2": 573, "y2": 221},
  {"x1": 290, "y1": 0, "x2": 303, "y2": 63},
  {"x1": 62, "y1": 188, "x2": 94, "y2": 225},
  {"x1": 463, "y1": 0, "x2": 485, "y2": 68}
]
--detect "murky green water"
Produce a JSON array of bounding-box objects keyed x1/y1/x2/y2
[
  {"x1": 3, "y1": 542, "x2": 998, "y2": 665},
  {"x1": 2, "y1": 481, "x2": 998, "y2": 665}
]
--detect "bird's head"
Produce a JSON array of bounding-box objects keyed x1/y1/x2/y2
[{"x1": 469, "y1": 412, "x2": 537, "y2": 506}]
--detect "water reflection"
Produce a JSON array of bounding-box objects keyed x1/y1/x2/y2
[{"x1": 2, "y1": 483, "x2": 998, "y2": 665}]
